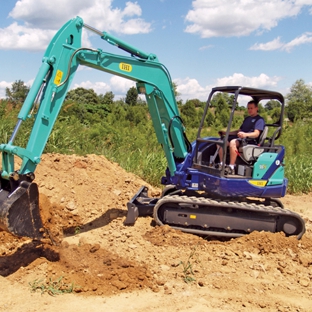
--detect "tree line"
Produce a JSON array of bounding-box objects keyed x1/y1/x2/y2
[
  {"x1": 1, "y1": 78, "x2": 312, "y2": 193},
  {"x1": 5, "y1": 78, "x2": 312, "y2": 125}
]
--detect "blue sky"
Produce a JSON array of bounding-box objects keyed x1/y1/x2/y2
[{"x1": 1, "y1": 0, "x2": 312, "y2": 103}]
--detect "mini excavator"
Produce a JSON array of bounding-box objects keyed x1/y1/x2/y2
[{"x1": 0, "y1": 17, "x2": 305, "y2": 240}]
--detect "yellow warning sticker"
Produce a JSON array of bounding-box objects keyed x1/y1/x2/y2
[
  {"x1": 119, "y1": 63, "x2": 132, "y2": 72},
  {"x1": 190, "y1": 214, "x2": 197, "y2": 219},
  {"x1": 249, "y1": 180, "x2": 267, "y2": 187},
  {"x1": 54, "y1": 70, "x2": 63, "y2": 85}
]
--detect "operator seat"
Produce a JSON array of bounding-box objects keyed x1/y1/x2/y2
[{"x1": 239, "y1": 126, "x2": 268, "y2": 162}]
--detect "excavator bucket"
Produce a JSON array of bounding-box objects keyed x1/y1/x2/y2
[{"x1": 0, "y1": 181, "x2": 44, "y2": 239}]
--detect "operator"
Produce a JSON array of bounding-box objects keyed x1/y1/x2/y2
[{"x1": 217, "y1": 100, "x2": 265, "y2": 175}]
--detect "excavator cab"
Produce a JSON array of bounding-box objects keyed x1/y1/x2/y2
[
  {"x1": 193, "y1": 86, "x2": 285, "y2": 182},
  {"x1": 127, "y1": 86, "x2": 305, "y2": 239}
]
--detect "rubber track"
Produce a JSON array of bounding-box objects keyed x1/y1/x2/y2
[{"x1": 153, "y1": 195, "x2": 306, "y2": 239}]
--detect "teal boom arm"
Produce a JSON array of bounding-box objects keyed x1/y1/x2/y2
[{"x1": 0, "y1": 16, "x2": 188, "y2": 179}]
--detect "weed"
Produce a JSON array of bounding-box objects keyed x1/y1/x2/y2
[
  {"x1": 179, "y1": 245, "x2": 200, "y2": 283},
  {"x1": 29, "y1": 276, "x2": 77, "y2": 296},
  {"x1": 74, "y1": 226, "x2": 81, "y2": 235}
]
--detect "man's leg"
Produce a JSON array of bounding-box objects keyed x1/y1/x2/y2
[{"x1": 226, "y1": 139, "x2": 240, "y2": 174}]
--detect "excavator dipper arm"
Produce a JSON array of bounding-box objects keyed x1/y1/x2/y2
[{"x1": 0, "y1": 16, "x2": 189, "y2": 238}]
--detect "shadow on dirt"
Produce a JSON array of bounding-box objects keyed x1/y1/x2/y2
[
  {"x1": 0, "y1": 241, "x2": 59, "y2": 277},
  {"x1": 62, "y1": 207, "x2": 228, "y2": 242},
  {"x1": 63, "y1": 208, "x2": 128, "y2": 236},
  {"x1": 0, "y1": 208, "x2": 147, "y2": 277}
]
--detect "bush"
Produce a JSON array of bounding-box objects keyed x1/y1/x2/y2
[
  {"x1": 1, "y1": 96, "x2": 312, "y2": 193},
  {"x1": 285, "y1": 155, "x2": 312, "y2": 194}
]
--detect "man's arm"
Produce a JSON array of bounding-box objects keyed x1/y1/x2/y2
[
  {"x1": 219, "y1": 129, "x2": 239, "y2": 136},
  {"x1": 237, "y1": 129, "x2": 260, "y2": 139}
]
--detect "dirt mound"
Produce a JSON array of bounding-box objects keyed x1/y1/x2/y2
[{"x1": 1, "y1": 153, "x2": 312, "y2": 311}]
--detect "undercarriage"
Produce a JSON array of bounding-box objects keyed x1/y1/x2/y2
[{"x1": 125, "y1": 186, "x2": 305, "y2": 239}]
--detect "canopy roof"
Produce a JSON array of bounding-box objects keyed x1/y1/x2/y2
[{"x1": 211, "y1": 86, "x2": 285, "y2": 105}]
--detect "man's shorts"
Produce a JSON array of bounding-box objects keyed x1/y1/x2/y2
[{"x1": 227, "y1": 135, "x2": 258, "y2": 145}]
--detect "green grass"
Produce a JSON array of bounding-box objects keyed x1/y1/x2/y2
[
  {"x1": 29, "y1": 276, "x2": 78, "y2": 296},
  {"x1": 1, "y1": 101, "x2": 312, "y2": 194},
  {"x1": 281, "y1": 121, "x2": 312, "y2": 194},
  {"x1": 284, "y1": 155, "x2": 312, "y2": 194}
]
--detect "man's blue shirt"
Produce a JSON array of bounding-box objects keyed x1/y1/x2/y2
[{"x1": 240, "y1": 115, "x2": 265, "y2": 134}]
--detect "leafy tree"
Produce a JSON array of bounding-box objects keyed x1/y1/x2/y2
[
  {"x1": 271, "y1": 107, "x2": 281, "y2": 122},
  {"x1": 213, "y1": 94, "x2": 228, "y2": 117},
  {"x1": 186, "y1": 98, "x2": 203, "y2": 108},
  {"x1": 211, "y1": 93, "x2": 232, "y2": 109},
  {"x1": 65, "y1": 87, "x2": 99, "y2": 105},
  {"x1": 265, "y1": 100, "x2": 281, "y2": 111},
  {"x1": 286, "y1": 79, "x2": 312, "y2": 122},
  {"x1": 257, "y1": 103, "x2": 265, "y2": 114},
  {"x1": 125, "y1": 86, "x2": 138, "y2": 106},
  {"x1": 60, "y1": 102, "x2": 88, "y2": 124},
  {"x1": 205, "y1": 110, "x2": 214, "y2": 127},
  {"x1": 5, "y1": 80, "x2": 30, "y2": 107},
  {"x1": 99, "y1": 91, "x2": 114, "y2": 105},
  {"x1": 125, "y1": 105, "x2": 148, "y2": 125},
  {"x1": 172, "y1": 81, "x2": 180, "y2": 99},
  {"x1": 137, "y1": 96, "x2": 147, "y2": 105},
  {"x1": 176, "y1": 99, "x2": 183, "y2": 106},
  {"x1": 180, "y1": 101, "x2": 197, "y2": 127},
  {"x1": 232, "y1": 115, "x2": 244, "y2": 128},
  {"x1": 236, "y1": 106, "x2": 246, "y2": 112},
  {"x1": 228, "y1": 95, "x2": 237, "y2": 109},
  {"x1": 219, "y1": 109, "x2": 230, "y2": 127},
  {"x1": 107, "y1": 102, "x2": 127, "y2": 124},
  {"x1": 64, "y1": 87, "x2": 110, "y2": 123}
]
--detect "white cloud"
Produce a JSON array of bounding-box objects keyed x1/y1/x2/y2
[
  {"x1": 174, "y1": 77, "x2": 211, "y2": 101},
  {"x1": 250, "y1": 32, "x2": 312, "y2": 52},
  {"x1": 216, "y1": 73, "x2": 281, "y2": 89},
  {"x1": 110, "y1": 75, "x2": 135, "y2": 93},
  {"x1": 282, "y1": 32, "x2": 312, "y2": 51},
  {"x1": 9, "y1": 0, "x2": 90, "y2": 29},
  {"x1": 71, "y1": 75, "x2": 135, "y2": 99},
  {"x1": 1, "y1": 0, "x2": 151, "y2": 51},
  {"x1": 1, "y1": 73, "x2": 284, "y2": 103},
  {"x1": 0, "y1": 22, "x2": 55, "y2": 51},
  {"x1": 174, "y1": 73, "x2": 282, "y2": 102},
  {"x1": 185, "y1": 0, "x2": 308, "y2": 38},
  {"x1": 199, "y1": 45, "x2": 214, "y2": 51},
  {"x1": 1, "y1": 75, "x2": 134, "y2": 100},
  {"x1": 71, "y1": 80, "x2": 111, "y2": 95},
  {"x1": 0, "y1": 81, "x2": 11, "y2": 98},
  {"x1": 74, "y1": 1, "x2": 152, "y2": 34},
  {"x1": 250, "y1": 37, "x2": 284, "y2": 51}
]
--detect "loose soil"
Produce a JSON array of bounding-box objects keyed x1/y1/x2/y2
[{"x1": 0, "y1": 153, "x2": 311, "y2": 312}]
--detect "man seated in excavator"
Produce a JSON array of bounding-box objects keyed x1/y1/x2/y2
[{"x1": 217, "y1": 100, "x2": 265, "y2": 175}]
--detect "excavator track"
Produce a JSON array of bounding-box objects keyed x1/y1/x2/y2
[{"x1": 153, "y1": 195, "x2": 305, "y2": 239}]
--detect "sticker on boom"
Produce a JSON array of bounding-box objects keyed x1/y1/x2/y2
[
  {"x1": 54, "y1": 69, "x2": 63, "y2": 85},
  {"x1": 119, "y1": 63, "x2": 132, "y2": 72}
]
